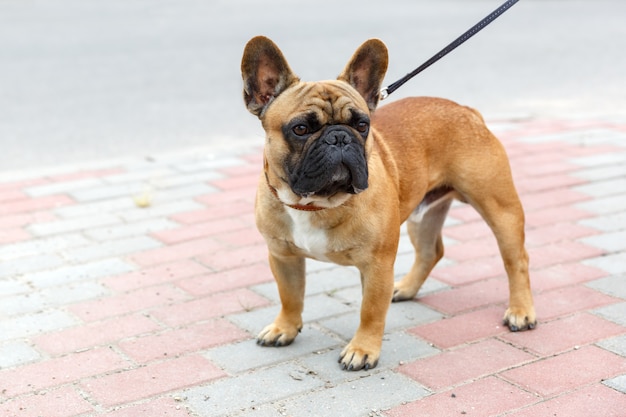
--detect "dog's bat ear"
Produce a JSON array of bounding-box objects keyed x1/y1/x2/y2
[
  {"x1": 338, "y1": 39, "x2": 388, "y2": 112},
  {"x1": 241, "y1": 36, "x2": 299, "y2": 118}
]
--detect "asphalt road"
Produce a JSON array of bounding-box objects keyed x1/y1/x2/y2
[{"x1": 2, "y1": 0, "x2": 625, "y2": 171}]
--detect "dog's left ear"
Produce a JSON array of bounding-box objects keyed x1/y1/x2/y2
[
  {"x1": 338, "y1": 39, "x2": 388, "y2": 112},
  {"x1": 241, "y1": 36, "x2": 299, "y2": 118}
]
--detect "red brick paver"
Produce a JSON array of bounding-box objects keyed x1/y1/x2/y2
[
  {"x1": 505, "y1": 384, "x2": 626, "y2": 417},
  {"x1": 500, "y1": 345, "x2": 626, "y2": 397},
  {"x1": 399, "y1": 339, "x2": 535, "y2": 390},
  {"x1": 80, "y1": 355, "x2": 226, "y2": 407},
  {"x1": 1, "y1": 386, "x2": 95, "y2": 417},
  {"x1": 385, "y1": 376, "x2": 538, "y2": 417}
]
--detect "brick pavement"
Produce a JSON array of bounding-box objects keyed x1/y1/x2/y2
[{"x1": 1, "y1": 118, "x2": 626, "y2": 416}]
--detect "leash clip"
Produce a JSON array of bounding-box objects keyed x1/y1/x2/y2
[{"x1": 379, "y1": 87, "x2": 389, "y2": 101}]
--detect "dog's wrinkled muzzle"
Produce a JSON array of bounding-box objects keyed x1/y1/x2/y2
[{"x1": 289, "y1": 126, "x2": 368, "y2": 197}]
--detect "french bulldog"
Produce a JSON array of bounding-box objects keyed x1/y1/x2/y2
[{"x1": 241, "y1": 35, "x2": 536, "y2": 371}]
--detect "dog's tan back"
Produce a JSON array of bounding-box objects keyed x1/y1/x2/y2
[{"x1": 372, "y1": 96, "x2": 519, "y2": 222}]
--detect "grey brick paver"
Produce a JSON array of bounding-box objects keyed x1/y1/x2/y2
[
  {"x1": 27, "y1": 213, "x2": 122, "y2": 236},
  {"x1": 232, "y1": 405, "x2": 285, "y2": 417},
  {"x1": 142, "y1": 183, "x2": 217, "y2": 202},
  {"x1": 517, "y1": 128, "x2": 626, "y2": 146},
  {"x1": 0, "y1": 282, "x2": 108, "y2": 316},
  {"x1": 208, "y1": 325, "x2": 340, "y2": 374},
  {"x1": 598, "y1": 334, "x2": 626, "y2": 357},
  {"x1": 62, "y1": 235, "x2": 162, "y2": 263},
  {"x1": 273, "y1": 370, "x2": 429, "y2": 417},
  {"x1": 593, "y1": 302, "x2": 626, "y2": 326},
  {"x1": 0, "y1": 254, "x2": 65, "y2": 278},
  {"x1": 574, "y1": 177, "x2": 626, "y2": 198},
  {"x1": 603, "y1": 374, "x2": 626, "y2": 394},
  {"x1": 299, "y1": 332, "x2": 439, "y2": 384},
  {"x1": 319, "y1": 302, "x2": 443, "y2": 343},
  {"x1": 102, "y1": 167, "x2": 179, "y2": 184},
  {"x1": 385, "y1": 301, "x2": 445, "y2": 330},
  {"x1": 24, "y1": 178, "x2": 104, "y2": 197},
  {"x1": 23, "y1": 258, "x2": 135, "y2": 288},
  {"x1": 229, "y1": 294, "x2": 355, "y2": 335},
  {"x1": 0, "y1": 341, "x2": 41, "y2": 368},
  {"x1": 581, "y1": 230, "x2": 626, "y2": 252},
  {"x1": 301, "y1": 264, "x2": 361, "y2": 297},
  {"x1": 116, "y1": 199, "x2": 205, "y2": 222},
  {"x1": 395, "y1": 252, "x2": 455, "y2": 278},
  {"x1": 84, "y1": 218, "x2": 179, "y2": 241},
  {"x1": 0, "y1": 279, "x2": 30, "y2": 297},
  {"x1": 571, "y1": 152, "x2": 626, "y2": 168},
  {"x1": 0, "y1": 310, "x2": 78, "y2": 341},
  {"x1": 584, "y1": 252, "x2": 626, "y2": 275},
  {"x1": 172, "y1": 156, "x2": 249, "y2": 173},
  {"x1": 69, "y1": 182, "x2": 147, "y2": 202},
  {"x1": 586, "y1": 276, "x2": 626, "y2": 299},
  {"x1": 182, "y1": 363, "x2": 325, "y2": 417},
  {"x1": 0, "y1": 233, "x2": 91, "y2": 261},
  {"x1": 53, "y1": 197, "x2": 136, "y2": 218},
  {"x1": 573, "y1": 161, "x2": 626, "y2": 181},
  {"x1": 147, "y1": 171, "x2": 224, "y2": 188},
  {"x1": 580, "y1": 212, "x2": 626, "y2": 232}
]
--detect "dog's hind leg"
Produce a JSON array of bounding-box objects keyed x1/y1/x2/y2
[
  {"x1": 393, "y1": 187, "x2": 456, "y2": 302},
  {"x1": 465, "y1": 187, "x2": 536, "y2": 331},
  {"x1": 452, "y1": 135, "x2": 536, "y2": 331}
]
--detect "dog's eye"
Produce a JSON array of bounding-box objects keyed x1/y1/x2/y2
[
  {"x1": 293, "y1": 125, "x2": 309, "y2": 136},
  {"x1": 356, "y1": 121, "x2": 369, "y2": 133}
]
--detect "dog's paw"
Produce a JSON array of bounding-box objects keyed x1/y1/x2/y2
[
  {"x1": 256, "y1": 323, "x2": 300, "y2": 347},
  {"x1": 392, "y1": 279, "x2": 420, "y2": 302},
  {"x1": 503, "y1": 306, "x2": 537, "y2": 332},
  {"x1": 338, "y1": 342, "x2": 380, "y2": 371},
  {"x1": 392, "y1": 285, "x2": 416, "y2": 302}
]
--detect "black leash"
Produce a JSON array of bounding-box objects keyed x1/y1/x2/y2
[{"x1": 380, "y1": 0, "x2": 520, "y2": 100}]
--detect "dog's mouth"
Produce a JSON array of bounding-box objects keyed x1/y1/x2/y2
[
  {"x1": 288, "y1": 127, "x2": 368, "y2": 198},
  {"x1": 294, "y1": 165, "x2": 363, "y2": 198}
]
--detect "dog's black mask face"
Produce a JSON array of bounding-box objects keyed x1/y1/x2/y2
[{"x1": 283, "y1": 113, "x2": 369, "y2": 198}]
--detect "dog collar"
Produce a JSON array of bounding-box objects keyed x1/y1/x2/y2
[{"x1": 265, "y1": 173, "x2": 326, "y2": 212}]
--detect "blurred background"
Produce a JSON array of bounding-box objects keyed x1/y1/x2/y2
[{"x1": 1, "y1": 0, "x2": 625, "y2": 171}]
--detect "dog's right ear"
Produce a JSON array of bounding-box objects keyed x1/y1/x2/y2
[{"x1": 241, "y1": 36, "x2": 299, "y2": 118}]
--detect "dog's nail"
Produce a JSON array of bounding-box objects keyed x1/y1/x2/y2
[
  {"x1": 510, "y1": 325, "x2": 519, "y2": 332},
  {"x1": 528, "y1": 322, "x2": 536, "y2": 330},
  {"x1": 348, "y1": 364, "x2": 354, "y2": 371}
]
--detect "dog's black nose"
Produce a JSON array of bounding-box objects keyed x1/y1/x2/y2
[{"x1": 324, "y1": 131, "x2": 352, "y2": 146}]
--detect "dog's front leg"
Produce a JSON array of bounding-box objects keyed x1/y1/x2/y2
[
  {"x1": 257, "y1": 253, "x2": 305, "y2": 347},
  {"x1": 339, "y1": 261, "x2": 394, "y2": 371}
]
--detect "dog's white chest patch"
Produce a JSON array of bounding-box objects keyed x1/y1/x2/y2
[{"x1": 287, "y1": 209, "x2": 329, "y2": 261}]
